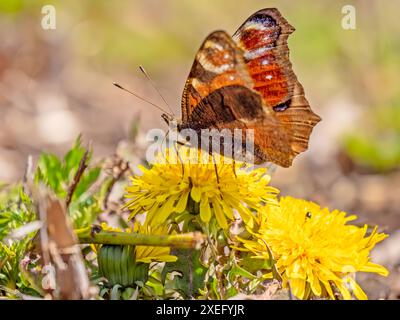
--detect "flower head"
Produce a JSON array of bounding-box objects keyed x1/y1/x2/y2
[
  {"x1": 124, "y1": 146, "x2": 278, "y2": 229},
  {"x1": 237, "y1": 196, "x2": 388, "y2": 300}
]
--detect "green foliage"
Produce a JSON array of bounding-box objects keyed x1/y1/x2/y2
[
  {"x1": 35, "y1": 136, "x2": 99, "y2": 199},
  {"x1": 0, "y1": 0, "x2": 24, "y2": 14},
  {"x1": 240, "y1": 253, "x2": 273, "y2": 273},
  {"x1": 0, "y1": 186, "x2": 34, "y2": 239},
  {"x1": 0, "y1": 185, "x2": 40, "y2": 297},
  {"x1": 0, "y1": 137, "x2": 107, "y2": 298},
  {"x1": 343, "y1": 134, "x2": 400, "y2": 172},
  {"x1": 35, "y1": 136, "x2": 103, "y2": 228},
  {"x1": 161, "y1": 249, "x2": 206, "y2": 298},
  {"x1": 97, "y1": 244, "x2": 149, "y2": 288},
  {"x1": 342, "y1": 104, "x2": 400, "y2": 172},
  {"x1": 0, "y1": 135, "x2": 277, "y2": 300}
]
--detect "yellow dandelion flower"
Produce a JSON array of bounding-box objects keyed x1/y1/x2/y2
[
  {"x1": 237, "y1": 196, "x2": 389, "y2": 300},
  {"x1": 98, "y1": 222, "x2": 177, "y2": 263},
  {"x1": 124, "y1": 146, "x2": 278, "y2": 229}
]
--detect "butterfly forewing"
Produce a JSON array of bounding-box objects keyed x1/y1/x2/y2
[{"x1": 181, "y1": 31, "x2": 254, "y2": 124}]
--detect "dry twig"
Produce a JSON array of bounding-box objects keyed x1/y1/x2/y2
[{"x1": 65, "y1": 144, "x2": 90, "y2": 208}]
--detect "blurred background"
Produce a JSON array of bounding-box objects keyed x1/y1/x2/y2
[{"x1": 0, "y1": 0, "x2": 399, "y2": 298}]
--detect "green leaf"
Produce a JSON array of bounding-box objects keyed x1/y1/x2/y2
[
  {"x1": 35, "y1": 153, "x2": 63, "y2": 195},
  {"x1": 18, "y1": 188, "x2": 31, "y2": 205},
  {"x1": 34, "y1": 136, "x2": 103, "y2": 228},
  {"x1": 241, "y1": 254, "x2": 273, "y2": 273},
  {"x1": 161, "y1": 249, "x2": 206, "y2": 298},
  {"x1": 72, "y1": 167, "x2": 101, "y2": 201},
  {"x1": 110, "y1": 284, "x2": 122, "y2": 300},
  {"x1": 211, "y1": 277, "x2": 220, "y2": 299},
  {"x1": 226, "y1": 285, "x2": 238, "y2": 298},
  {"x1": 121, "y1": 287, "x2": 136, "y2": 300},
  {"x1": 228, "y1": 263, "x2": 256, "y2": 283}
]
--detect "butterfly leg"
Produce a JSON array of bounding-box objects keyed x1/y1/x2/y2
[
  {"x1": 163, "y1": 128, "x2": 185, "y2": 179},
  {"x1": 172, "y1": 140, "x2": 185, "y2": 179},
  {"x1": 211, "y1": 153, "x2": 220, "y2": 185},
  {"x1": 175, "y1": 140, "x2": 190, "y2": 146},
  {"x1": 232, "y1": 158, "x2": 237, "y2": 178}
]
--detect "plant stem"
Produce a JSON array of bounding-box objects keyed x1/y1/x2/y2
[
  {"x1": 66, "y1": 146, "x2": 90, "y2": 208},
  {"x1": 76, "y1": 227, "x2": 204, "y2": 249}
]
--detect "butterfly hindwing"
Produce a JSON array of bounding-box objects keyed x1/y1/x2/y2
[
  {"x1": 233, "y1": 8, "x2": 295, "y2": 107},
  {"x1": 232, "y1": 8, "x2": 321, "y2": 159}
]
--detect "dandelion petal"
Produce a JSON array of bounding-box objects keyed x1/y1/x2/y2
[
  {"x1": 200, "y1": 196, "x2": 212, "y2": 222},
  {"x1": 212, "y1": 198, "x2": 228, "y2": 229},
  {"x1": 191, "y1": 186, "x2": 202, "y2": 202}
]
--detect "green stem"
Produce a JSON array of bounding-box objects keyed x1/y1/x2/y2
[{"x1": 76, "y1": 226, "x2": 204, "y2": 249}]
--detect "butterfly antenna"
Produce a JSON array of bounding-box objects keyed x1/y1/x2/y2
[
  {"x1": 113, "y1": 82, "x2": 173, "y2": 116},
  {"x1": 139, "y1": 65, "x2": 175, "y2": 117}
]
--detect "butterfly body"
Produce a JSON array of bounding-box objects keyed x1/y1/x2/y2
[{"x1": 165, "y1": 8, "x2": 321, "y2": 167}]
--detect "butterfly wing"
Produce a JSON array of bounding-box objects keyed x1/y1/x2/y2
[
  {"x1": 180, "y1": 9, "x2": 320, "y2": 167},
  {"x1": 232, "y1": 8, "x2": 321, "y2": 159},
  {"x1": 181, "y1": 30, "x2": 257, "y2": 124},
  {"x1": 180, "y1": 30, "x2": 293, "y2": 164}
]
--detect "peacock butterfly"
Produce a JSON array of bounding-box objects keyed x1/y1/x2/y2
[{"x1": 164, "y1": 8, "x2": 321, "y2": 167}]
